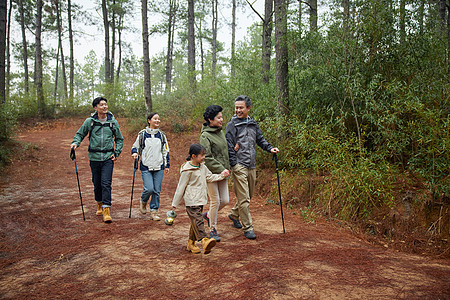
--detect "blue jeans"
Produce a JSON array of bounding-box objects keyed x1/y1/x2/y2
[
  {"x1": 141, "y1": 169, "x2": 164, "y2": 211},
  {"x1": 90, "y1": 159, "x2": 114, "y2": 207}
]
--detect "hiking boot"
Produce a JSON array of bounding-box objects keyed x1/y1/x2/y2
[
  {"x1": 187, "y1": 239, "x2": 201, "y2": 254},
  {"x1": 150, "y1": 211, "x2": 161, "y2": 221},
  {"x1": 139, "y1": 201, "x2": 147, "y2": 214},
  {"x1": 228, "y1": 214, "x2": 242, "y2": 229},
  {"x1": 96, "y1": 202, "x2": 103, "y2": 216},
  {"x1": 102, "y1": 207, "x2": 112, "y2": 223},
  {"x1": 201, "y1": 237, "x2": 217, "y2": 254},
  {"x1": 203, "y1": 212, "x2": 210, "y2": 227},
  {"x1": 244, "y1": 230, "x2": 256, "y2": 240},
  {"x1": 209, "y1": 228, "x2": 221, "y2": 242}
]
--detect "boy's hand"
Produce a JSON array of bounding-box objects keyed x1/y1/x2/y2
[{"x1": 221, "y1": 169, "x2": 230, "y2": 177}]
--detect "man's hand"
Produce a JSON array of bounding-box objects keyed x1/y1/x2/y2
[
  {"x1": 70, "y1": 143, "x2": 77, "y2": 150},
  {"x1": 270, "y1": 148, "x2": 280, "y2": 154},
  {"x1": 111, "y1": 154, "x2": 118, "y2": 161}
]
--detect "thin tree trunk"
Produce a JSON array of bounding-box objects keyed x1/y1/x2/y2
[
  {"x1": 19, "y1": 0, "x2": 28, "y2": 94},
  {"x1": 274, "y1": 0, "x2": 288, "y2": 114},
  {"x1": 188, "y1": 0, "x2": 196, "y2": 91},
  {"x1": 141, "y1": 0, "x2": 152, "y2": 111},
  {"x1": 0, "y1": 0, "x2": 6, "y2": 104},
  {"x1": 6, "y1": 0, "x2": 11, "y2": 101},
  {"x1": 196, "y1": 19, "x2": 204, "y2": 77},
  {"x1": 399, "y1": 0, "x2": 405, "y2": 45},
  {"x1": 68, "y1": 0, "x2": 74, "y2": 104},
  {"x1": 447, "y1": 0, "x2": 449, "y2": 74},
  {"x1": 231, "y1": 0, "x2": 236, "y2": 78},
  {"x1": 55, "y1": 0, "x2": 68, "y2": 100},
  {"x1": 262, "y1": 0, "x2": 273, "y2": 84},
  {"x1": 116, "y1": 11, "x2": 122, "y2": 80},
  {"x1": 102, "y1": 0, "x2": 111, "y2": 83},
  {"x1": 165, "y1": 0, "x2": 176, "y2": 93},
  {"x1": 309, "y1": 0, "x2": 317, "y2": 31},
  {"x1": 111, "y1": 0, "x2": 115, "y2": 83},
  {"x1": 54, "y1": 44, "x2": 59, "y2": 101},
  {"x1": 35, "y1": 0, "x2": 44, "y2": 116},
  {"x1": 211, "y1": 0, "x2": 218, "y2": 81}
]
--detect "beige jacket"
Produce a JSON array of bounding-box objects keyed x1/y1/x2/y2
[{"x1": 172, "y1": 162, "x2": 225, "y2": 207}]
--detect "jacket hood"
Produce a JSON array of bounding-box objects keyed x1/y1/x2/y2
[
  {"x1": 180, "y1": 161, "x2": 202, "y2": 173},
  {"x1": 91, "y1": 111, "x2": 115, "y2": 121},
  {"x1": 201, "y1": 124, "x2": 223, "y2": 134},
  {"x1": 229, "y1": 115, "x2": 257, "y2": 126},
  {"x1": 144, "y1": 127, "x2": 160, "y2": 134}
]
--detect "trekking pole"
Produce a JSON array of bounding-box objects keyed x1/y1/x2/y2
[
  {"x1": 273, "y1": 153, "x2": 285, "y2": 233},
  {"x1": 70, "y1": 148, "x2": 85, "y2": 221},
  {"x1": 129, "y1": 158, "x2": 139, "y2": 218}
]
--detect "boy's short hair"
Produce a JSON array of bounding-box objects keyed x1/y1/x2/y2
[
  {"x1": 235, "y1": 95, "x2": 251, "y2": 108},
  {"x1": 92, "y1": 97, "x2": 107, "y2": 108}
]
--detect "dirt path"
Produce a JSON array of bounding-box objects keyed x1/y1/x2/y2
[{"x1": 0, "y1": 117, "x2": 449, "y2": 299}]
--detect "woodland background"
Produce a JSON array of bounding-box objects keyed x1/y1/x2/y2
[{"x1": 0, "y1": 0, "x2": 448, "y2": 255}]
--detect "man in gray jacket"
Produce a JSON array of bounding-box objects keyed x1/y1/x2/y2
[{"x1": 225, "y1": 95, "x2": 279, "y2": 239}]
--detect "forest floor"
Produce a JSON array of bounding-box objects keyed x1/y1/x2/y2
[{"x1": 0, "y1": 117, "x2": 449, "y2": 299}]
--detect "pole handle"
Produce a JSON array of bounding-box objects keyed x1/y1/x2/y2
[{"x1": 70, "y1": 148, "x2": 76, "y2": 160}]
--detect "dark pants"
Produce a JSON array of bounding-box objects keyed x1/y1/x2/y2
[
  {"x1": 186, "y1": 205, "x2": 207, "y2": 241},
  {"x1": 90, "y1": 159, "x2": 114, "y2": 207}
]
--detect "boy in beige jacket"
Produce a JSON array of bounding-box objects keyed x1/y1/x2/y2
[{"x1": 172, "y1": 144, "x2": 229, "y2": 254}]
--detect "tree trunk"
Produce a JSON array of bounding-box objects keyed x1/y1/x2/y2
[
  {"x1": 231, "y1": 0, "x2": 236, "y2": 79},
  {"x1": 0, "y1": 0, "x2": 6, "y2": 104},
  {"x1": 55, "y1": 0, "x2": 68, "y2": 100},
  {"x1": 102, "y1": 0, "x2": 111, "y2": 84},
  {"x1": 211, "y1": 0, "x2": 218, "y2": 81},
  {"x1": 262, "y1": 0, "x2": 273, "y2": 84},
  {"x1": 274, "y1": 0, "x2": 288, "y2": 114},
  {"x1": 447, "y1": 0, "x2": 449, "y2": 74},
  {"x1": 197, "y1": 18, "x2": 204, "y2": 77},
  {"x1": 68, "y1": 0, "x2": 74, "y2": 104},
  {"x1": 188, "y1": 0, "x2": 196, "y2": 91},
  {"x1": 6, "y1": 0, "x2": 11, "y2": 101},
  {"x1": 165, "y1": 0, "x2": 176, "y2": 93},
  {"x1": 18, "y1": 0, "x2": 28, "y2": 94},
  {"x1": 54, "y1": 44, "x2": 59, "y2": 101},
  {"x1": 116, "y1": 11, "x2": 123, "y2": 80},
  {"x1": 141, "y1": 0, "x2": 152, "y2": 111},
  {"x1": 399, "y1": 0, "x2": 405, "y2": 45},
  {"x1": 309, "y1": 0, "x2": 317, "y2": 31},
  {"x1": 111, "y1": 0, "x2": 115, "y2": 84},
  {"x1": 35, "y1": 0, "x2": 44, "y2": 116}
]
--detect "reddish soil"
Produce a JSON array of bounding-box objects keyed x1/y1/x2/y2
[{"x1": 0, "y1": 117, "x2": 449, "y2": 299}]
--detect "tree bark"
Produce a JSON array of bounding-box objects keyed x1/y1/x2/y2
[
  {"x1": 262, "y1": 0, "x2": 273, "y2": 84},
  {"x1": 188, "y1": 0, "x2": 196, "y2": 91},
  {"x1": 55, "y1": 0, "x2": 68, "y2": 100},
  {"x1": 211, "y1": 0, "x2": 218, "y2": 81},
  {"x1": 102, "y1": 0, "x2": 111, "y2": 84},
  {"x1": 54, "y1": 44, "x2": 59, "y2": 101},
  {"x1": 35, "y1": 0, "x2": 44, "y2": 116},
  {"x1": 116, "y1": 10, "x2": 123, "y2": 80},
  {"x1": 6, "y1": 0, "x2": 11, "y2": 101},
  {"x1": 111, "y1": 0, "x2": 116, "y2": 83},
  {"x1": 18, "y1": 0, "x2": 28, "y2": 94},
  {"x1": 141, "y1": 0, "x2": 152, "y2": 111},
  {"x1": 68, "y1": 0, "x2": 74, "y2": 103},
  {"x1": 231, "y1": 0, "x2": 236, "y2": 79},
  {"x1": 0, "y1": 0, "x2": 6, "y2": 104},
  {"x1": 309, "y1": 0, "x2": 317, "y2": 31},
  {"x1": 165, "y1": 0, "x2": 176, "y2": 93},
  {"x1": 274, "y1": 0, "x2": 288, "y2": 114}
]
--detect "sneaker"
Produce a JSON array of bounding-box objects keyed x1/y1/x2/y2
[
  {"x1": 209, "y1": 228, "x2": 221, "y2": 242},
  {"x1": 244, "y1": 230, "x2": 256, "y2": 240},
  {"x1": 151, "y1": 211, "x2": 161, "y2": 221},
  {"x1": 228, "y1": 214, "x2": 242, "y2": 229},
  {"x1": 203, "y1": 212, "x2": 210, "y2": 227}
]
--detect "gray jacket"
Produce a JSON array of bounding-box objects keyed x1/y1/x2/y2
[{"x1": 225, "y1": 115, "x2": 273, "y2": 169}]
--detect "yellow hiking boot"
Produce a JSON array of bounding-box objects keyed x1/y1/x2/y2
[
  {"x1": 96, "y1": 202, "x2": 103, "y2": 216},
  {"x1": 139, "y1": 201, "x2": 147, "y2": 214},
  {"x1": 201, "y1": 237, "x2": 216, "y2": 254},
  {"x1": 187, "y1": 239, "x2": 201, "y2": 254},
  {"x1": 102, "y1": 207, "x2": 112, "y2": 223}
]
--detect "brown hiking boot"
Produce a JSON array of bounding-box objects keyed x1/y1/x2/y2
[
  {"x1": 96, "y1": 202, "x2": 103, "y2": 216},
  {"x1": 139, "y1": 201, "x2": 147, "y2": 214},
  {"x1": 151, "y1": 211, "x2": 161, "y2": 221},
  {"x1": 201, "y1": 237, "x2": 216, "y2": 254},
  {"x1": 102, "y1": 207, "x2": 112, "y2": 223},
  {"x1": 187, "y1": 239, "x2": 201, "y2": 254}
]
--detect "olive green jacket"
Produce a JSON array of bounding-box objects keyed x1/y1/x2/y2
[
  {"x1": 199, "y1": 124, "x2": 230, "y2": 174},
  {"x1": 72, "y1": 112, "x2": 124, "y2": 161}
]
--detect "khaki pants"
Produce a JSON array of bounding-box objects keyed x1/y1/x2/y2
[
  {"x1": 230, "y1": 164, "x2": 256, "y2": 232},
  {"x1": 186, "y1": 206, "x2": 207, "y2": 241},
  {"x1": 206, "y1": 179, "x2": 229, "y2": 230}
]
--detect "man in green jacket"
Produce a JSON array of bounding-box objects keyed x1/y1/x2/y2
[{"x1": 70, "y1": 97, "x2": 124, "y2": 223}]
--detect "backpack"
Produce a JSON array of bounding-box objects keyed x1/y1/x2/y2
[{"x1": 138, "y1": 130, "x2": 166, "y2": 157}]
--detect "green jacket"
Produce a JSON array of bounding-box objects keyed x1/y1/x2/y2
[
  {"x1": 72, "y1": 112, "x2": 124, "y2": 161},
  {"x1": 199, "y1": 124, "x2": 230, "y2": 174}
]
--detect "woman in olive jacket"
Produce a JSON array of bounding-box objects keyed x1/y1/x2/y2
[{"x1": 199, "y1": 105, "x2": 230, "y2": 242}]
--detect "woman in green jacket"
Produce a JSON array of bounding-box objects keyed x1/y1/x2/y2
[{"x1": 199, "y1": 105, "x2": 230, "y2": 241}]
